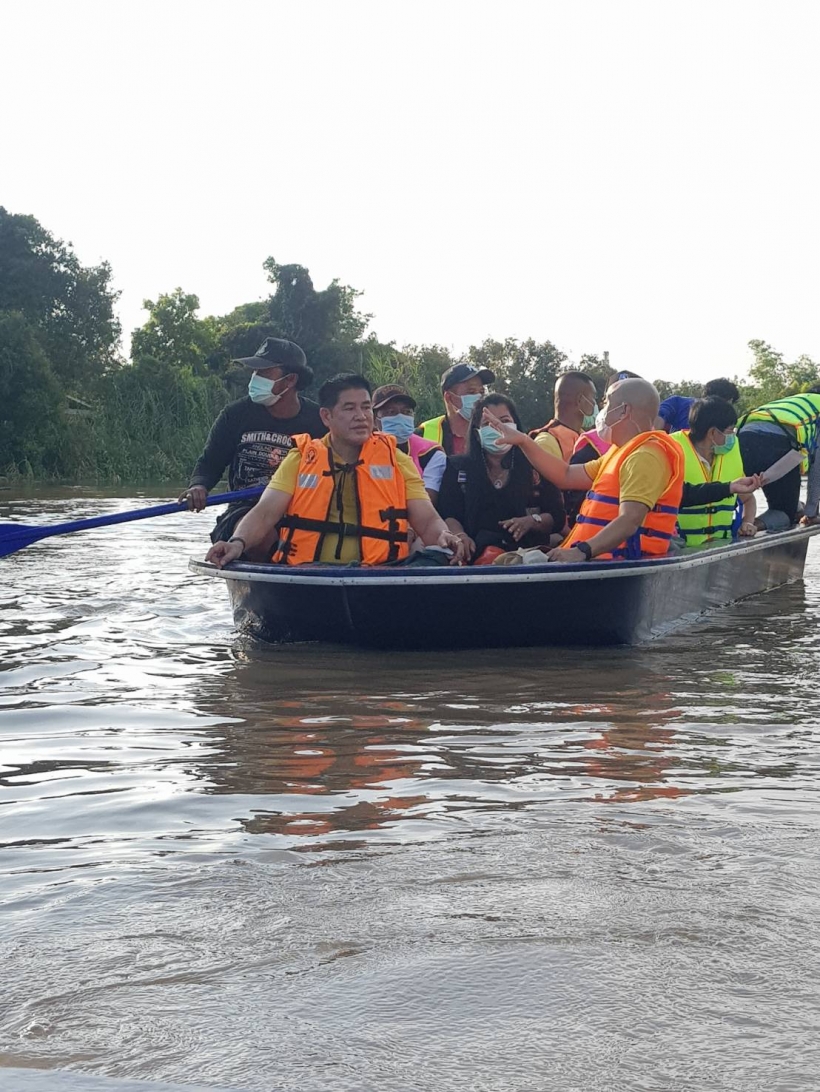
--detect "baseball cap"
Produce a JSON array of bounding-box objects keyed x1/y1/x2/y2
[
  {"x1": 233, "y1": 337, "x2": 308, "y2": 372},
  {"x1": 372, "y1": 384, "x2": 417, "y2": 412},
  {"x1": 440, "y1": 362, "x2": 495, "y2": 392},
  {"x1": 232, "y1": 337, "x2": 313, "y2": 390}
]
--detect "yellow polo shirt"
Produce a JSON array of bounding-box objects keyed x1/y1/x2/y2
[
  {"x1": 583, "y1": 442, "x2": 672, "y2": 510},
  {"x1": 534, "y1": 432, "x2": 563, "y2": 461}
]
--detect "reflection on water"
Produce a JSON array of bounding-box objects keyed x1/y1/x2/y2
[{"x1": 2, "y1": 493, "x2": 820, "y2": 1091}]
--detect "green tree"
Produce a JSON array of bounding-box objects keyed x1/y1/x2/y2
[
  {"x1": 363, "y1": 341, "x2": 454, "y2": 423},
  {"x1": 0, "y1": 206, "x2": 121, "y2": 390},
  {"x1": 468, "y1": 338, "x2": 568, "y2": 430},
  {"x1": 131, "y1": 289, "x2": 222, "y2": 375},
  {"x1": 747, "y1": 339, "x2": 820, "y2": 404},
  {"x1": 261, "y1": 259, "x2": 371, "y2": 385},
  {"x1": 0, "y1": 311, "x2": 63, "y2": 474}
]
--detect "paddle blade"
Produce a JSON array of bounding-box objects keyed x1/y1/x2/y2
[
  {"x1": 0, "y1": 486, "x2": 265, "y2": 557},
  {"x1": 0, "y1": 523, "x2": 51, "y2": 558}
]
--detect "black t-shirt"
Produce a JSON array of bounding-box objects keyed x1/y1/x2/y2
[
  {"x1": 437, "y1": 455, "x2": 566, "y2": 544},
  {"x1": 189, "y1": 396, "x2": 326, "y2": 492}
]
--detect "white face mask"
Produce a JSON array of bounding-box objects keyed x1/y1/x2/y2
[
  {"x1": 248, "y1": 372, "x2": 286, "y2": 406},
  {"x1": 595, "y1": 403, "x2": 625, "y2": 444}
]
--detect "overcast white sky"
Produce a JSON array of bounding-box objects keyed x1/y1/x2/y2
[{"x1": 3, "y1": 0, "x2": 819, "y2": 382}]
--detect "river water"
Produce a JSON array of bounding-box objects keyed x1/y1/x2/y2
[{"x1": 2, "y1": 490, "x2": 820, "y2": 1092}]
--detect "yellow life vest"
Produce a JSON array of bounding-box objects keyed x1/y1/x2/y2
[
  {"x1": 740, "y1": 394, "x2": 820, "y2": 473},
  {"x1": 418, "y1": 416, "x2": 445, "y2": 444},
  {"x1": 671, "y1": 430, "x2": 744, "y2": 545}
]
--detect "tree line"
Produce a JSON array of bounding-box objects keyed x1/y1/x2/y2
[{"x1": 2, "y1": 205, "x2": 818, "y2": 483}]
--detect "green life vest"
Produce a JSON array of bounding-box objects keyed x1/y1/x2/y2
[
  {"x1": 418, "y1": 416, "x2": 445, "y2": 444},
  {"x1": 740, "y1": 393, "x2": 820, "y2": 473},
  {"x1": 671, "y1": 429, "x2": 744, "y2": 545}
]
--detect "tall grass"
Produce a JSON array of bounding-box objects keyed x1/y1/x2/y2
[{"x1": 2, "y1": 367, "x2": 230, "y2": 485}]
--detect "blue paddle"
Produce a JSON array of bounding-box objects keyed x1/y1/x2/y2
[{"x1": 0, "y1": 486, "x2": 265, "y2": 558}]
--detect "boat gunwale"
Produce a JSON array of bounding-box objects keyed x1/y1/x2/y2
[{"x1": 188, "y1": 525, "x2": 820, "y2": 587}]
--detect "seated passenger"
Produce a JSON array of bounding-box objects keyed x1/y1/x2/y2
[
  {"x1": 658, "y1": 378, "x2": 740, "y2": 434},
  {"x1": 417, "y1": 362, "x2": 495, "y2": 456},
  {"x1": 530, "y1": 371, "x2": 599, "y2": 462},
  {"x1": 670, "y1": 397, "x2": 756, "y2": 543},
  {"x1": 484, "y1": 378, "x2": 685, "y2": 562},
  {"x1": 205, "y1": 374, "x2": 468, "y2": 568},
  {"x1": 436, "y1": 394, "x2": 566, "y2": 563},
  {"x1": 372, "y1": 384, "x2": 446, "y2": 503},
  {"x1": 738, "y1": 388, "x2": 820, "y2": 529},
  {"x1": 567, "y1": 370, "x2": 641, "y2": 525}
]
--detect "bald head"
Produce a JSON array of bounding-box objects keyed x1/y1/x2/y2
[
  {"x1": 603, "y1": 378, "x2": 661, "y2": 443},
  {"x1": 553, "y1": 371, "x2": 598, "y2": 429},
  {"x1": 555, "y1": 372, "x2": 595, "y2": 400},
  {"x1": 608, "y1": 377, "x2": 659, "y2": 414}
]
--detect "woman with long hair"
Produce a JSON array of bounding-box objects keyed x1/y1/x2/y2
[{"x1": 436, "y1": 393, "x2": 566, "y2": 563}]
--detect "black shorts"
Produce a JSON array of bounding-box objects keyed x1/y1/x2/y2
[
  {"x1": 210, "y1": 503, "x2": 255, "y2": 544},
  {"x1": 738, "y1": 430, "x2": 801, "y2": 522}
]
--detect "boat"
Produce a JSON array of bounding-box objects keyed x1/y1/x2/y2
[{"x1": 189, "y1": 525, "x2": 820, "y2": 648}]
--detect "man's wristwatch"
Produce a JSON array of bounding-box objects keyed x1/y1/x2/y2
[
  {"x1": 574, "y1": 540, "x2": 594, "y2": 561},
  {"x1": 530, "y1": 512, "x2": 543, "y2": 523}
]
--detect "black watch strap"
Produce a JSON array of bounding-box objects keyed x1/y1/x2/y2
[{"x1": 575, "y1": 540, "x2": 593, "y2": 561}]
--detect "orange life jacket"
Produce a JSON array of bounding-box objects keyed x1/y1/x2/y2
[
  {"x1": 529, "y1": 419, "x2": 580, "y2": 461},
  {"x1": 272, "y1": 433, "x2": 410, "y2": 566},
  {"x1": 563, "y1": 431, "x2": 684, "y2": 559}
]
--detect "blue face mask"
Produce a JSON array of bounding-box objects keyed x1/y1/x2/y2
[
  {"x1": 713, "y1": 431, "x2": 737, "y2": 455},
  {"x1": 379, "y1": 413, "x2": 415, "y2": 444},
  {"x1": 248, "y1": 372, "x2": 284, "y2": 406},
  {"x1": 478, "y1": 423, "x2": 514, "y2": 454},
  {"x1": 456, "y1": 393, "x2": 482, "y2": 421}
]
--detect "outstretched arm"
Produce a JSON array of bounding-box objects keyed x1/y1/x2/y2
[{"x1": 482, "y1": 409, "x2": 593, "y2": 490}]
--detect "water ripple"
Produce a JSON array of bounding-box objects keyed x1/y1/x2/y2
[{"x1": 2, "y1": 493, "x2": 820, "y2": 1090}]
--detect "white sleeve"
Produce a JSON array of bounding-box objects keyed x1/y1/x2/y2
[
  {"x1": 422, "y1": 450, "x2": 447, "y2": 493},
  {"x1": 805, "y1": 453, "x2": 820, "y2": 517}
]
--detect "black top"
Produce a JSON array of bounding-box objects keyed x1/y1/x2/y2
[
  {"x1": 437, "y1": 454, "x2": 566, "y2": 545},
  {"x1": 680, "y1": 480, "x2": 733, "y2": 507},
  {"x1": 189, "y1": 396, "x2": 326, "y2": 492}
]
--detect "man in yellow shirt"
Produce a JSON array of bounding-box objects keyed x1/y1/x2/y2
[
  {"x1": 206, "y1": 374, "x2": 468, "y2": 567},
  {"x1": 532, "y1": 371, "x2": 599, "y2": 462},
  {"x1": 484, "y1": 378, "x2": 684, "y2": 561}
]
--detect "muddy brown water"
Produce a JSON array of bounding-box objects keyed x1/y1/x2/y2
[{"x1": 2, "y1": 491, "x2": 820, "y2": 1091}]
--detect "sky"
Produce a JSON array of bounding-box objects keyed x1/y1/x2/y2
[{"x1": 3, "y1": 0, "x2": 819, "y2": 383}]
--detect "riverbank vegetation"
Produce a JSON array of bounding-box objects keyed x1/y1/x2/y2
[{"x1": 3, "y1": 205, "x2": 819, "y2": 484}]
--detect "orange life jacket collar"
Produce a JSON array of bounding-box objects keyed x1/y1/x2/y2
[{"x1": 529, "y1": 419, "x2": 581, "y2": 461}]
